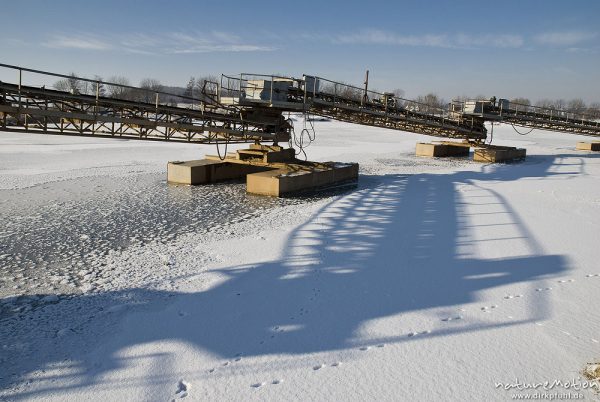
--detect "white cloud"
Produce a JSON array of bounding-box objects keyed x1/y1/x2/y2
[
  {"x1": 44, "y1": 35, "x2": 111, "y2": 50},
  {"x1": 42, "y1": 32, "x2": 275, "y2": 54},
  {"x1": 454, "y1": 33, "x2": 524, "y2": 49},
  {"x1": 334, "y1": 30, "x2": 447, "y2": 47},
  {"x1": 330, "y1": 29, "x2": 523, "y2": 49},
  {"x1": 166, "y1": 32, "x2": 276, "y2": 53},
  {"x1": 534, "y1": 31, "x2": 597, "y2": 46},
  {"x1": 171, "y1": 44, "x2": 275, "y2": 54}
]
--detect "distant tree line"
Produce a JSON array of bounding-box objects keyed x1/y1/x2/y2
[
  {"x1": 53, "y1": 73, "x2": 181, "y2": 105},
  {"x1": 508, "y1": 97, "x2": 600, "y2": 118},
  {"x1": 53, "y1": 73, "x2": 600, "y2": 118},
  {"x1": 183, "y1": 76, "x2": 220, "y2": 99}
]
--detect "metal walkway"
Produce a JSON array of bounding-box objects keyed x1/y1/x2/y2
[
  {"x1": 0, "y1": 65, "x2": 290, "y2": 144},
  {"x1": 220, "y1": 73, "x2": 487, "y2": 141},
  {"x1": 452, "y1": 99, "x2": 600, "y2": 137},
  {"x1": 1, "y1": 64, "x2": 599, "y2": 145}
]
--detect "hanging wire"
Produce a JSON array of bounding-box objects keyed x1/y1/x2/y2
[
  {"x1": 510, "y1": 123, "x2": 534, "y2": 135},
  {"x1": 487, "y1": 122, "x2": 494, "y2": 144},
  {"x1": 215, "y1": 134, "x2": 229, "y2": 161},
  {"x1": 287, "y1": 112, "x2": 317, "y2": 161}
]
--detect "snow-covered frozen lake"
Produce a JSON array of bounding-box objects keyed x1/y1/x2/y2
[{"x1": 1, "y1": 121, "x2": 599, "y2": 401}]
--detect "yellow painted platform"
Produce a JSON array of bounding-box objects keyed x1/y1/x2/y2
[
  {"x1": 473, "y1": 146, "x2": 526, "y2": 163},
  {"x1": 246, "y1": 162, "x2": 359, "y2": 197},
  {"x1": 168, "y1": 146, "x2": 359, "y2": 196},
  {"x1": 576, "y1": 142, "x2": 600, "y2": 151},
  {"x1": 167, "y1": 160, "x2": 268, "y2": 185},
  {"x1": 416, "y1": 142, "x2": 471, "y2": 157}
]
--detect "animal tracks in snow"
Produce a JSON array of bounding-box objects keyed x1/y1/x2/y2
[
  {"x1": 207, "y1": 353, "x2": 243, "y2": 374},
  {"x1": 251, "y1": 379, "x2": 283, "y2": 389},
  {"x1": 480, "y1": 305, "x2": 498, "y2": 312},
  {"x1": 441, "y1": 315, "x2": 463, "y2": 322},
  {"x1": 174, "y1": 379, "x2": 190, "y2": 399},
  {"x1": 250, "y1": 271, "x2": 599, "y2": 393},
  {"x1": 408, "y1": 330, "x2": 431, "y2": 337},
  {"x1": 312, "y1": 361, "x2": 343, "y2": 372}
]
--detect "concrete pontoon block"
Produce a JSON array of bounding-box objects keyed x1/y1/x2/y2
[
  {"x1": 416, "y1": 142, "x2": 470, "y2": 157},
  {"x1": 576, "y1": 142, "x2": 600, "y2": 151},
  {"x1": 167, "y1": 160, "x2": 268, "y2": 185},
  {"x1": 473, "y1": 147, "x2": 526, "y2": 163},
  {"x1": 246, "y1": 162, "x2": 359, "y2": 197}
]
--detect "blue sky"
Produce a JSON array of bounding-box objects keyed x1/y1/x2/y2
[{"x1": 1, "y1": 0, "x2": 599, "y2": 102}]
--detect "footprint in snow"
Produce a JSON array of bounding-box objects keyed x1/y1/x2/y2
[
  {"x1": 175, "y1": 380, "x2": 190, "y2": 398},
  {"x1": 535, "y1": 287, "x2": 552, "y2": 292},
  {"x1": 585, "y1": 274, "x2": 600, "y2": 278},
  {"x1": 504, "y1": 294, "x2": 523, "y2": 299},
  {"x1": 331, "y1": 362, "x2": 342, "y2": 367},
  {"x1": 557, "y1": 279, "x2": 575, "y2": 283},
  {"x1": 481, "y1": 305, "x2": 498, "y2": 312},
  {"x1": 251, "y1": 382, "x2": 265, "y2": 388},
  {"x1": 408, "y1": 330, "x2": 431, "y2": 337},
  {"x1": 313, "y1": 364, "x2": 325, "y2": 370},
  {"x1": 442, "y1": 316, "x2": 463, "y2": 322},
  {"x1": 272, "y1": 379, "x2": 283, "y2": 385},
  {"x1": 359, "y1": 346, "x2": 370, "y2": 351}
]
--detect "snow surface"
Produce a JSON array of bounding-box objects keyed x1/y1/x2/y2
[{"x1": 1, "y1": 120, "x2": 600, "y2": 401}]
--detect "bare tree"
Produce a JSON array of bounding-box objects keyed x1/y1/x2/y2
[
  {"x1": 415, "y1": 93, "x2": 446, "y2": 114},
  {"x1": 535, "y1": 99, "x2": 556, "y2": 109},
  {"x1": 88, "y1": 75, "x2": 106, "y2": 97},
  {"x1": 107, "y1": 76, "x2": 132, "y2": 99},
  {"x1": 391, "y1": 88, "x2": 405, "y2": 98},
  {"x1": 586, "y1": 102, "x2": 600, "y2": 119},
  {"x1": 553, "y1": 99, "x2": 566, "y2": 110},
  {"x1": 567, "y1": 98, "x2": 586, "y2": 115},
  {"x1": 195, "y1": 75, "x2": 218, "y2": 100},
  {"x1": 510, "y1": 97, "x2": 531, "y2": 106},
  {"x1": 137, "y1": 78, "x2": 163, "y2": 103},
  {"x1": 54, "y1": 73, "x2": 83, "y2": 94},
  {"x1": 184, "y1": 77, "x2": 195, "y2": 99}
]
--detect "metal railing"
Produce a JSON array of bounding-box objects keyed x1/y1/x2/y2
[
  {"x1": 0, "y1": 62, "x2": 220, "y2": 112},
  {"x1": 452, "y1": 97, "x2": 600, "y2": 127},
  {"x1": 304, "y1": 75, "x2": 449, "y2": 117}
]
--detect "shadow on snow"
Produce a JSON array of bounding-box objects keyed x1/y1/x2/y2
[{"x1": 3, "y1": 152, "x2": 595, "y2": 398}]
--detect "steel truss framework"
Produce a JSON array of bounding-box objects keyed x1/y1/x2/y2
[
  {"x1": 1, "y1": 63, "x2": 599, "y2": 147},
  {"x1": 306, "y1": 97, "x2": 487, "y2": 140},
  {"x1": 0, "y1": 82, "x2": 290, "y2": 144},
  {"x1": 229, "y1": 75, "x2": 488, "y2": 141},
  {"x1": 488, "y1": 109, "x2": 600, "y2": 137}
]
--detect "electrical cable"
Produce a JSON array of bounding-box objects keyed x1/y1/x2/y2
[
  {"x1": 215, "y1": 134, "x2": 229, "y2": 161},
  {"x1": 510, "y1": 123, "x2": 534, "y2": 135},
  {"x1": 287, "y1": 112, "x2": 317, "y2": 161}
]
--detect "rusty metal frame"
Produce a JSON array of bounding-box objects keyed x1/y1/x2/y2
[{"x1": 0, "y1": 82, "x2": 289, "y2": 144}]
